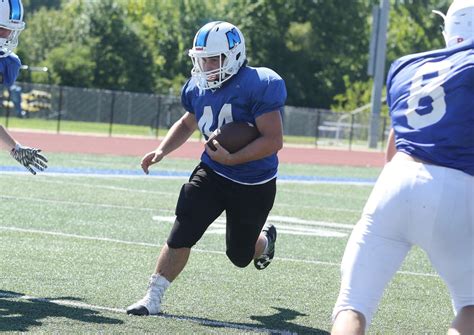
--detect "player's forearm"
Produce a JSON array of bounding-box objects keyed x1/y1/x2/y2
[
  {"x1": 156, "y1": 119, "x2": 195, "y2": 156},
  {"x1": 0, "y1": 125, "x2": 17, "y2": 150},
  {"x1": 228, "y1": 135, "x2": 282, "y2": 165}
]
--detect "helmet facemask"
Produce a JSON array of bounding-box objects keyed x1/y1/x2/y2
[
  {"x1": 190, "y1": 52, "x2": 239, "y2": 90},
  {"x1": 189, "y1": 22, "x2": 246, "y2": 90},
  {"x1": 0, "y1": 25, "x2": 23, "y2": 57}
]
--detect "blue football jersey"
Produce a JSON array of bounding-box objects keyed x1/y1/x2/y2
[
  {"x1": 0, "y1": 53, "x2": 21, "y2": 86},
  {"x1": 181, "y1": 65, "x2": 287, "y2": 184},
  {"x1": 387, "y1": 39, "x2": 474, "y2": 175}
]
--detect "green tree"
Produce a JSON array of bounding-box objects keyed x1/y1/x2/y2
[
  {"x1": 124, "y1": 0, "x2": 227, "y2": 94},
  {"x1": 85, "y1": 0, "x2": 154, "y2": 92},
  {"x1": 22, "y1": 0, "x2": 63, "y2": 13},
  {"x1": 387, "y1": 0, "x2": 449, "y2": 60},
  {"x1": 16, "y1": 0, "x2": 455, "y2": 109},
  {"x1": 45, "y1": 43, "x2": 95, "y2": 86},
  {"x1": 17, "y1": 7, "x2": 71, "y2": 64},
  {"x1": 223, "y1": 0, "x2": 371, "y2": 107},
  {"x1": 331, "y1": 0, "x2": 450, "y2": 113}
]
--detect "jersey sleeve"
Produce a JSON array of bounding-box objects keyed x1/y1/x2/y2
[
  {"x1": 386, "y1": 62, "x2": 396, "y2": 111},
  {"x1": 180, "y1": 78, "x2": 195, "y2": 114},
  {"x1": 0, "y1": 54, "x2": 21, "y2": 86},
  {"x1": 250, "y1": 71, "x2": 287, "y2": 118}
]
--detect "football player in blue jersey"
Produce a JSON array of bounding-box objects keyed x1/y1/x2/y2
[
  {"x1": 0, "y1": 0, "x2": 47, "y2": 175},
  {"x1": 332, "y1": 1, "x2": 474, "y2": 334},
  {"x1": 127, "y1": 21, "x2": 287, "y2": 316}
]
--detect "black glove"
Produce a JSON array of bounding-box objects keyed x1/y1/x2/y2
[{"x1": 10, "y1": 143, "x2": 48, "y2": 175}]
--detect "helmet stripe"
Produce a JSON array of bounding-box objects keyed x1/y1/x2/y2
[
  {"x1": 195, "y1": 21, "x2": 222, "y2": 47},
  {"x1": 8, "y1": 0, "x2": 22, "y2": 20}
]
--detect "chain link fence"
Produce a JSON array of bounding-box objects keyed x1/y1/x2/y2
[
  {"x1": 283, "y1": 106, "x2": 390, "y2": 150},
  {"x1": 0, "y1": 83, "x2": 390, "y2": 150}
]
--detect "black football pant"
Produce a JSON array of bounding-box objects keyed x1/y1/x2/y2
[{"x1": 167, "y1": 163, "x2": 276, "y2": 268}]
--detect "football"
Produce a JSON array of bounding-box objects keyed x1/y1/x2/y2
[{"x1": 206, "y1": 121, "x2": 260, "y2": 153}]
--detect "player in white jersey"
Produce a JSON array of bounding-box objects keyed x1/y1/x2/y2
[
  {"x1": 332, "y1": 1, "x2": 474, "y2": 334},
  {"x1": 0, "y1": 0, "x2": 47, "y2": 175}
]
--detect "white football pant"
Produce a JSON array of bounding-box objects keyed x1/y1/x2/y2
[{"x1": 333, "y1": 159, "x2": 474, "y2": 325}]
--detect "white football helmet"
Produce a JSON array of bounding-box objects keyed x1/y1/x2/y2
[
  {"x1": 433, "y1": 0, "x2": 474, "y2": 47},
  {"x1": 189, "y1": 21, "x2": 246, "y2": 90},
  {"x1": 0, "y1": 0, "x2": 25, "y2": 57}
]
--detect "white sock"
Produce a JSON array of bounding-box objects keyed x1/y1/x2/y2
[{"x1": 150, "y1": 274, "x2": 170, "y2": 291}]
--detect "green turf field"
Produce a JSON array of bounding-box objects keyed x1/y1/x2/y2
[{"x1": 0, "y1": 153, "x2": 453, "y2": 334}]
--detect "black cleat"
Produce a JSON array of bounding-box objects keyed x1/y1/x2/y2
[
  {"x1": 254, "y1": 223, "x2": 277, "y2": 270},
  {"x1": 126, "y1": 305, "x2": 150, "y2": 316}
]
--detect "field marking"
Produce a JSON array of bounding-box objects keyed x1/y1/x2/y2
[
  {"x1": 22, "y1": 178, "x2": 177, "y2": 196},
  {"x1": 0, "y1": 226, "x2": 163, "y2": 248},
  {"x1": 278, "y1": 188, "x2": 368, "y2": 200},
  {"x1": 0, "y1": 170, "x2": 189, "y2": 180},
  {"x1": 0, "y1": 194, "x2": 356, "y2": 232},
  {"x1": 277, "y1": 178, "x2": 375, "y2": 186},
  {"x1": 0, "y1": 195, "x2": 174, "y2": 214},
  {"x1": 0, "y1": 191, "x2": 361, "y2": 215},
  {"x1": 0, "y1": 292, "x2": 294, "y2": 335},
  {"x1": 0, "y1": 226, "x2": 439, "y2": 278},
  {"x1": 0, "y1": 168, "x2": 376, "y2": 185},
  {"x1": 7, "y1": 177, "x2": 366, "y2": 210},
  {"x1": 0, "y1": 292, "x2": 125, "y2": 313},
  {"x1": 153, "y1": 215, "x2": 350, "y2": 238},
  {"x1": 207, "y1": 225, "x2": 347, "y2": 238},
  {"x1": 275, "y1": 202, "x2": 361, "y2": 213},
  {"x1": 269, "y1": 216, "x2": 353, "y2": 230}
]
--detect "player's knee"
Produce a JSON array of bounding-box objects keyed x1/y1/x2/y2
[
  {"x1": 166, "y1": 219, "x2": 198, "y2": 249},
  {"x1": 226, "y1": 248, "x2": 253, "y2": 268},
  {"x1": 166, "y1": 237, "x2": 194, "y2": 249},
  {"x1": 332, "y1": 309, "x2": 366, "y2": 335},
  {"x1": 450, "y1": 305, "x2": 474, "y2": 334}
]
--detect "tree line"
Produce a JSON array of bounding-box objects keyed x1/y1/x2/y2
[{"x1": 18, "y1": 0, "x2": 450, "y2": 110}]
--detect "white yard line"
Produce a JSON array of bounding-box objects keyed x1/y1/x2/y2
[
  {"x1": 9, "y1": 174, "x2": 369, "y2": 198},
  {"x1": 268, "y1": 216, "x2": 354, "y2": 230},
  {"x1": 0, "y1": 292, "x2": 293, "y2": 335},
  {"x1": 0, "y1": 170, "x2": 375, "y2": 185},
  {"x1": 277, "y1": 179, "x2": 375, "y2": 186},
  {"x1": 152, "y1": 216, "x2": 354, "y2": 230},
  {"x1": 0, "y1": 226, "x2": 163, "y2": 248},
  {"x1": 275, "y1": 203, "x2": 361, "y2": 213},
  {"x1": 0, "y1": 292, "x2": 125, "y2": 313},
  {"x1": 278, "y1": 188, "x2": 367, "y2": 200},
  {"x1": 0, "y1": 226, "x2": 439, "y2": 278},
  {"x1": 23, "y1": 178, "x2": 177, "y2": 196},
  {"x1": 0, "y1": 195, "x2": 174, "y2": 214},
  {"x1": 153, "y1": 215, "x2": 349, "y2": 238},
  {"x1": 205, "y1": 227, "x2": 347, "y2": 238},
  {"x1": 1, "y1": 177, "x2": 363, "y2": 213}
]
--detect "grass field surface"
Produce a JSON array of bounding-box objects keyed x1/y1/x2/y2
[{"x1": 0, "y1": 153, "x2": 453, "y2": 334}]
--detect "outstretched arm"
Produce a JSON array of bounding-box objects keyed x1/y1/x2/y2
[
  {"x1": 141, "y1": 112, "x2": 198, "y2": 174},
  {"x1": 1, "y1": 125, "x2": 48, "y2": 175},
  {"x1": 0, "y1": 124, "x2": 17, "y2": 150}
]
